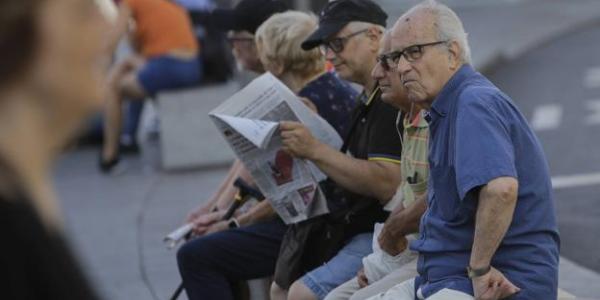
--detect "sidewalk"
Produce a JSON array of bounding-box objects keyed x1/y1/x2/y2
[{"x1": 54, "y1": 1, "x2": 600, "y2": 299}]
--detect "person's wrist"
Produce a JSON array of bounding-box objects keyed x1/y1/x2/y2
[
  {"x1": 308, "y1": 141, "x2": 327, "y2": 161},
  {"x1": 467, "y1": 265, "x2": 491, "y2": 279}
]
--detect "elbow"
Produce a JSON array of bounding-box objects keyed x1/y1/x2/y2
[
  {"x1": 485, "y1": 177, "x2": 519, "y2": 205},
  {"x1": 375, "y1": 177, "x2": 401, "y2": 205}
]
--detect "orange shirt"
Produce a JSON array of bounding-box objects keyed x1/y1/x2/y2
[{"x1": 125, "y1": 0, "x2": 199, "y2": 58}]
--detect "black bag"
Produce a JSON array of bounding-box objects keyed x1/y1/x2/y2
[{"x1": 273, "y1": 212, "x2": 346, "y2": 289}]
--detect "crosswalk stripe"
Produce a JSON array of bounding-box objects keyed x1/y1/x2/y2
[
  {"x1": 552, "y1": 172, "x2": 600, "y2": 189},
  {"x1": 531, "y1": 104, "x2": 562, "y2": 131}
]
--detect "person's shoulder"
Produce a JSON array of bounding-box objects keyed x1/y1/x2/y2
[
  {"x1": 458, "y1": 77, "x2": 512, "y2": 112},
  {"x1": 325, "y1": 73, "x2": 359, "y2": 97}
]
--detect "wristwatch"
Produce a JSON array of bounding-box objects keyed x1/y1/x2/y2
[
  {"x1": 227, "y1": 218, "x2": 240, "y2": 229},
  {"x1": 467, "y1": 265, "x2": 491, "y2": 278}
]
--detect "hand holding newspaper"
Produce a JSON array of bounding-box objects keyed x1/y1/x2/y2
[{"x1": 209, "y1": 73, "x2": 342, "y2": 224}]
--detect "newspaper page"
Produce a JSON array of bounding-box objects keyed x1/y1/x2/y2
[{"x1": 209, "y1": 73, "x2": 342, "y2": 224}]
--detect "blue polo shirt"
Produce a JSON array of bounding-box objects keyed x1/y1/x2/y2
[{"x1": 410, "y1": 65, "x2": 560, "y2": 299}]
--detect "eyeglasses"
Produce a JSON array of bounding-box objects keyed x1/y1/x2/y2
[
  {"x1": 376, "y1": 51, "x2": 399, "y2": 71},
  {"x1": 319, "y1": 29, "x2": 369, "y2": 54},
  {"x1": 386, "y1": 41, "x2": 448, "y2": 66}
]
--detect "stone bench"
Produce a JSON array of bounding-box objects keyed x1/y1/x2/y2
[{"x1": 156, "y1": 81, "x2": 239, "y2": 171}]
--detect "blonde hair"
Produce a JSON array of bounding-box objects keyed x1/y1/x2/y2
[{"x1": 255, "y1": 11, "x2": 324, "y2": 78}]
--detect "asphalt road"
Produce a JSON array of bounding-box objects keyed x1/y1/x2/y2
[{"x1": 487, "y1": 22, "x2": 600, "y2": 273}]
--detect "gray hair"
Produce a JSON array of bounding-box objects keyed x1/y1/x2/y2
[
  {"x1": 345, "y1": 21, "x2": 385, "y2": 36},
  {"x1": 406, "y1": 0, "x2": 472, "y2": 64}
]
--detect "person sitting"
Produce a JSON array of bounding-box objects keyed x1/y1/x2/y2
[
  {"x1": 100, "y1": 0, "x2": 201, "y2": 172},
  {"x1": 371, "y1": 1, "x2": 559, "y2": 299},
  {"x1": 324, "y1": 30, "x2": 429, "y2": 300},
  {"x1": 176, "y1": 8, "x2": 358, "y2": 300},
  {"x1": 271, "y1": 1, "x2": 404, "y2": 299}
]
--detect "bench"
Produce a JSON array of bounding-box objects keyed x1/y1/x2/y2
[{"x1": 156, "y1": 81, "x2": 239, "y2": 170}]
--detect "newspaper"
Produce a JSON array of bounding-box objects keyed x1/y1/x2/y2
[{"x1": 209, "y1": 73, "x2": 342, "y2": 224}]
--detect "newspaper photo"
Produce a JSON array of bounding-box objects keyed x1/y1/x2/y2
[{"x1": 209, "y1": 73, "x2": 343, "y2": 224}]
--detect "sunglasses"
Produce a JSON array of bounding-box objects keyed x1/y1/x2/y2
[{"x1": 319, "y1": 29, "x2": 369, "y2": 54}]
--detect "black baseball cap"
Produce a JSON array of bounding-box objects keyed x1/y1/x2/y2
[
  {"x1": 209, "y1": 0, "x2": 288, "y2": 34},
  {"x1": 301, "y1": 0, "x2": 387, "y2": 50}
]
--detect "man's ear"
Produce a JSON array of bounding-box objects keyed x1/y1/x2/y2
[{"x1": 447, "y1": 40, "x2": 462, "y2": 69}]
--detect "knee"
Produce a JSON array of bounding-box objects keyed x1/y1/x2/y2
[
  {"x1": 176, "y1": 237, "x2": 213, "y2": 272},
  {"x1": 288, "y1": 279, "x2": 317, "y2": 300},
  {"x1": 270, "y1": 281, "x2": 287, "y2": 300}
]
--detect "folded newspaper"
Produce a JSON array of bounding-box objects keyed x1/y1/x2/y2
[{"x1": 210, "y1": 73, "x2": 343, "y2": 224}]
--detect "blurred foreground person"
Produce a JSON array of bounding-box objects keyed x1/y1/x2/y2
[{"x1": 0, "y1": 0, "x2": 107, "y2": 298}]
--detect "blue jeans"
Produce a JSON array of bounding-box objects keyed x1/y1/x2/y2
[
  {"x1": 302, "y1": 233, "x2": 373, "y2": 299},
  {"x1": 177, "y1": 217, "x2": 288, "y2": 300},
  {"x1": 137, "y1": 55, "x2": 202, "y2": 95},
  {"x1": 123, "y1": 55, "x2": 202, "y2": 143}
]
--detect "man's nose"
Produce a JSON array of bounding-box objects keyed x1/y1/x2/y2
[{"x1": 397, "y1": 55, "x2": 413, "y2": 78}]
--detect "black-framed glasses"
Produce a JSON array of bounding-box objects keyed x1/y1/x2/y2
[
  {"x1": 387, "y1": 40, "x2": 448, "y2": 65},
  {"x1": 319, "y1": 29, "x2": 369, "y2": 54},
  {"x1": 376, "y1": 52, "x2": 400, "y2": 71}
]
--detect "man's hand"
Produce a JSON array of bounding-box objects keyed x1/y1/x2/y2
[
  {"x1": 356, "y1": 268, "x2": 369, "y2": 288},
  {"x1": 185, "y1": 204, "x2": 212, "y2": 223},
  {"x1": 378, "y1": 227, "x2": 408, "y2": 256},
  {"x1": 189, "y1": 210, "x2": 225, "y2": 236},
  {"x1": 280, "y1": 121, "x2": 322, "y2": 160},
  {"x1": 204, "y1": 220, "x2": 229, "y2": 235},
  {"x1": 378, "y1": 205, "x2": 409, "y2": 256},
  {"x1": 472, "y1": 267, "x2": 520, "y2": 300}
]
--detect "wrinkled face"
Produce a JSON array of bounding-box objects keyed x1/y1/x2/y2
[
  {"x1": 229, "y1": 30, "x2": 264, "y2": 73},
  {"x1": 322, "y1": 24, "x2": 378, "y2": 84},
  {"x1": 390, "y1": 11, "x2": 457, "y2": 108},
  {"x1": 371, "y1": 35, "x2": 410, "y2": 110},
  {"x1": 31, "y1": 0, "x2": 108, "y2": 147}
]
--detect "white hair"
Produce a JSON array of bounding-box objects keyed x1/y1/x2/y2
[{"x1": 405, "y1": 0, "x2": 472, "y2": 64}]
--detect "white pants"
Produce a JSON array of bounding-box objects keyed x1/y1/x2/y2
[
  {"x1": 324, "y1": 259, "x2": 418, "y2": 300},
  {"x1": 365, "y1": 278, "x2": 474, "y2": 300}
]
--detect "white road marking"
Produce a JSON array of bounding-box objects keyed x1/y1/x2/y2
[
  {"x1": 552, "y1": 172, "x2": 600, "y2": 190},
  {"x1": 584, "y1": 99, "x2": 600, "y2": 125},
  {"x1": 584, "y1": 67, "x2": 600, "y2": 89},
  {"x1": 531, "y1": 104, "x2": 562, "y2": 131}
]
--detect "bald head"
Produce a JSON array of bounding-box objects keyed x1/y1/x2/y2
[
  {"x1": 392, "y1": 1, "x2": 471, "y2": 64},
  {"x1": 389, "y1": 1, "x2": 468, "y2": 107}
]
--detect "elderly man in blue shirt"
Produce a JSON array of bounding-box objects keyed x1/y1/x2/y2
[{"x1": 366, "y1": 1, "x2": 560, "y2": 300}]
